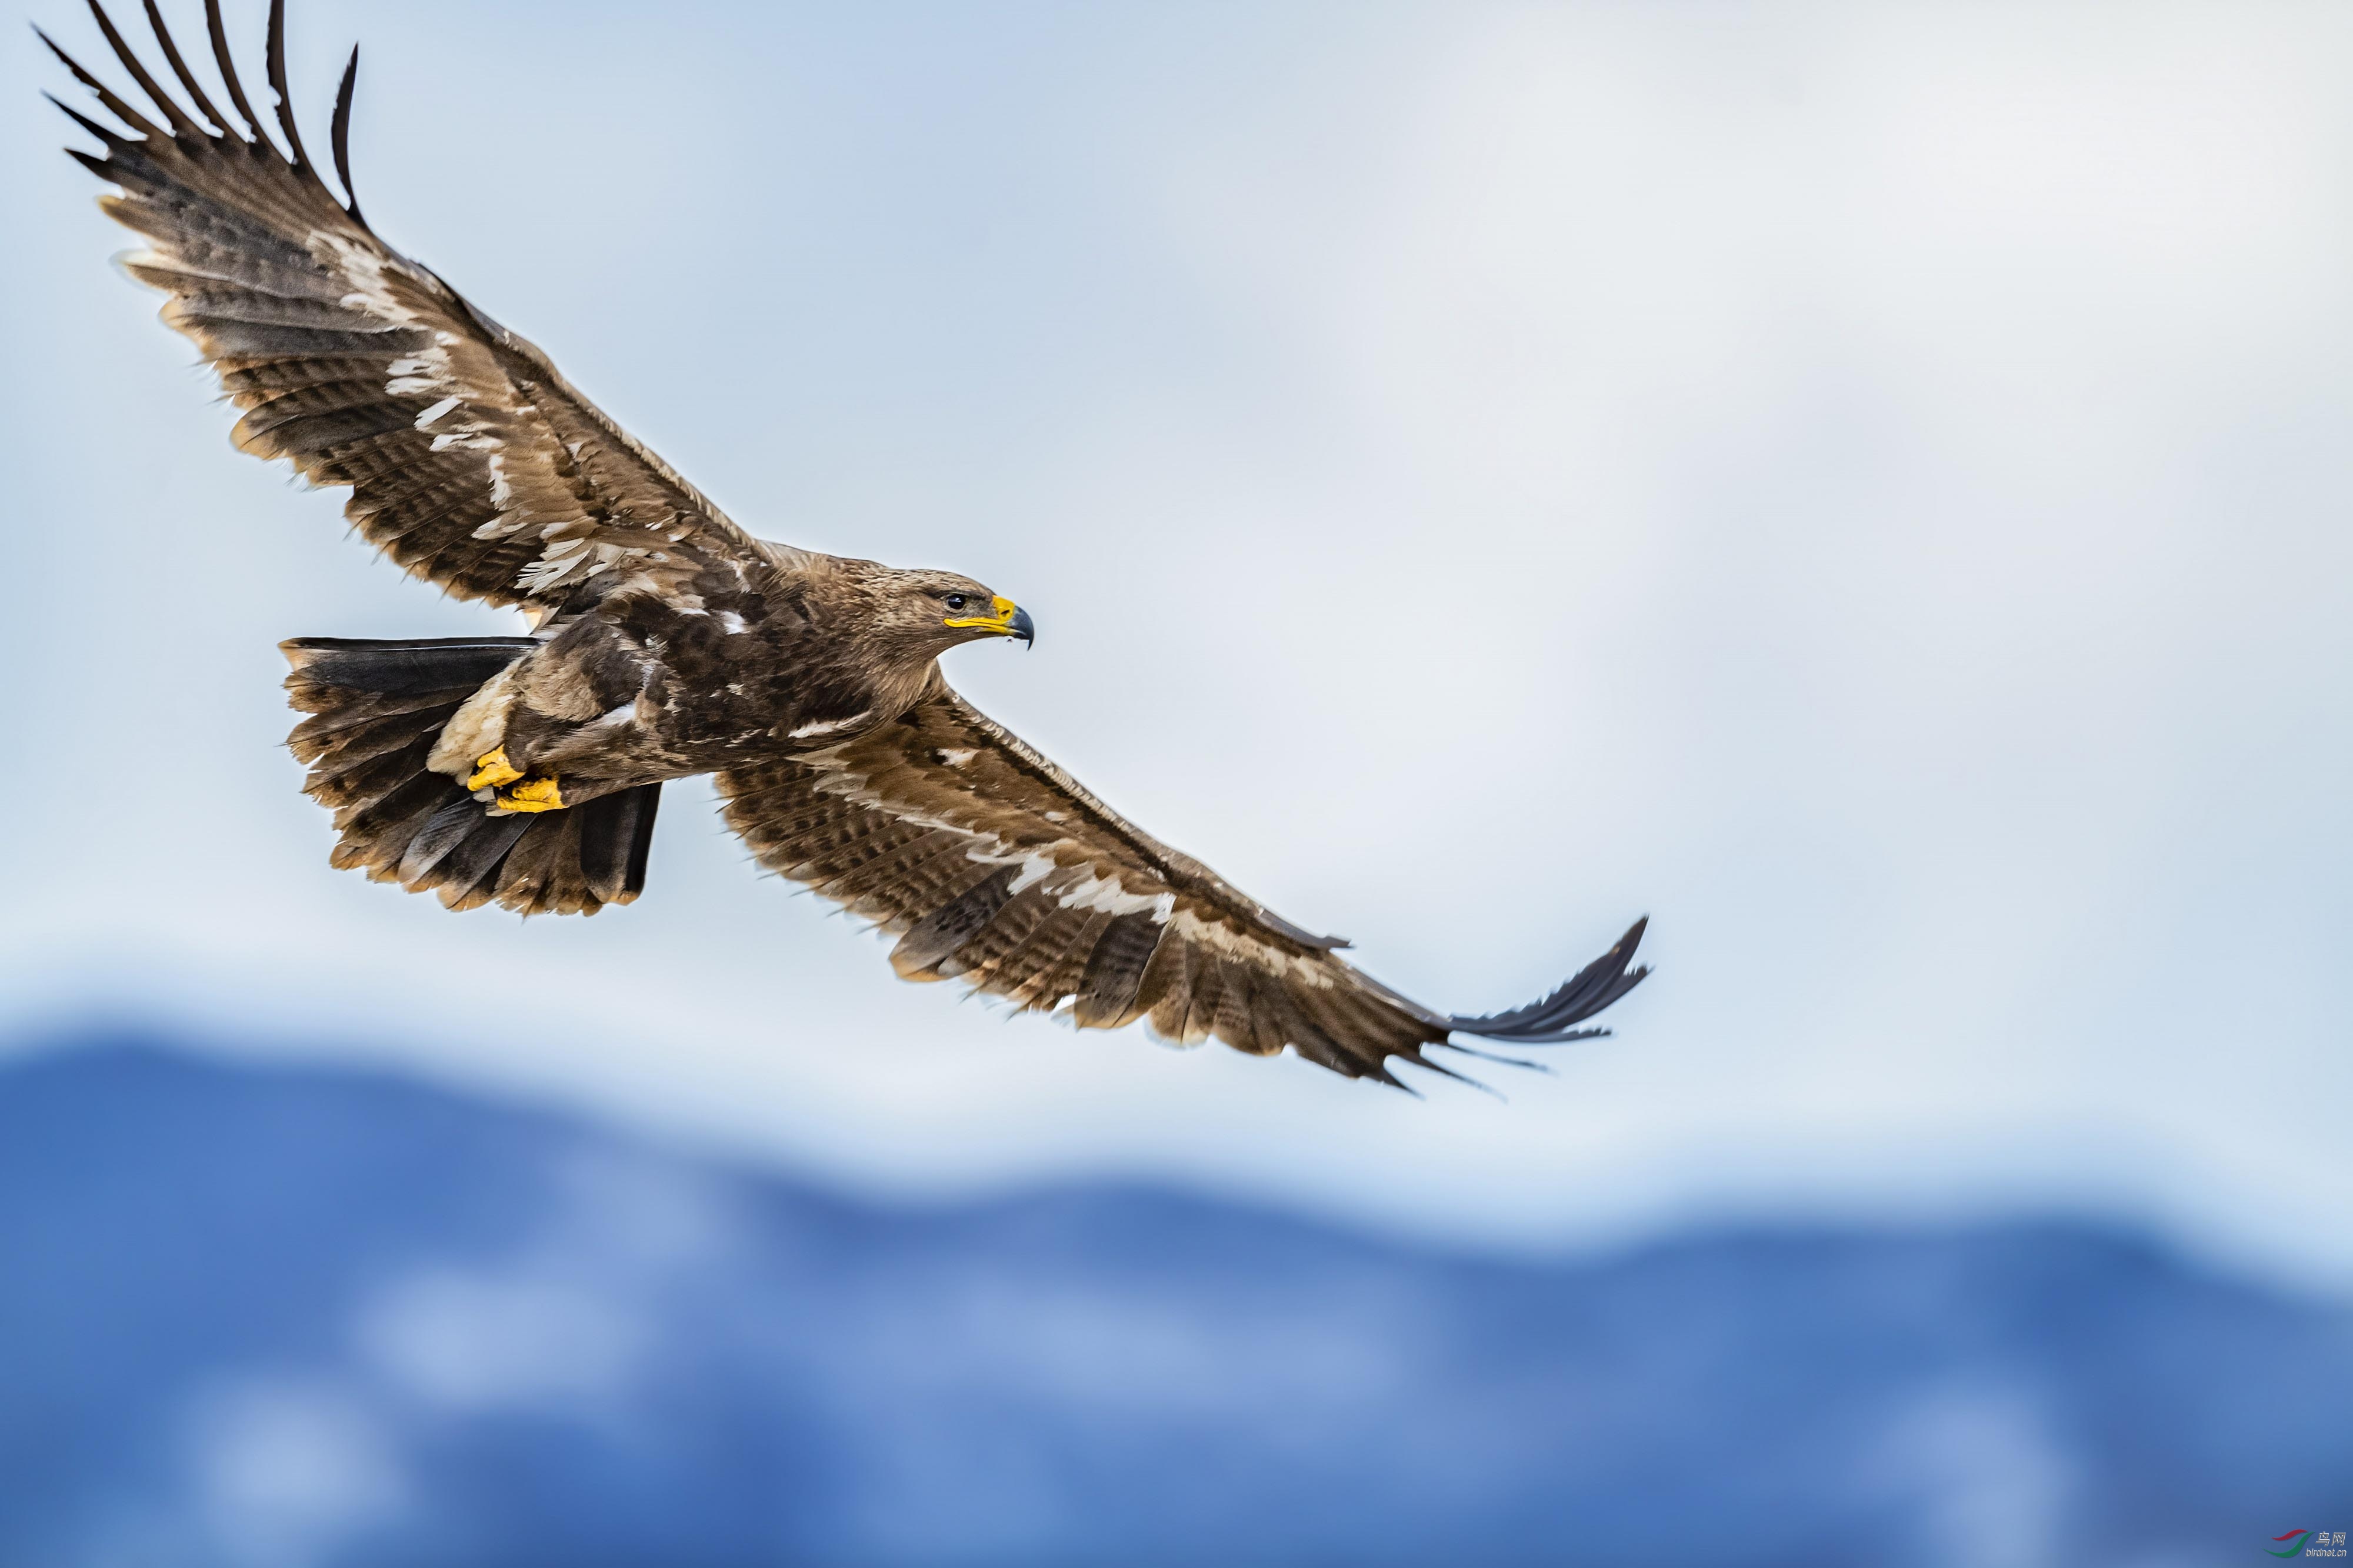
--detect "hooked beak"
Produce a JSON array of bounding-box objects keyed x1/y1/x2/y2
[{"x1": 945, "y1": 595, "x2": 1035, "y2": 648}]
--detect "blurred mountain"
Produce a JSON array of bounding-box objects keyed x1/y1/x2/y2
[{"x1": 0, "y1": 1036, "x2": 2345, "y2": 1568}]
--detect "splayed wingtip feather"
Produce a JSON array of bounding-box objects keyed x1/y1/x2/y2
[
  {"x1": 141, "y1": 0, "x2": 229, "y2": 135},
  {"x1": 203, "y1": 0, "x2": 269, "y2": 147},
  {"x1": 1443, "y1": 916, "x2": 1651, "y2": 1044},
  {"x1": 329, "y1": 43, "x2": 363, "y2": 224},
  {"x1": 263, "y1": 0, "x2": 315, "y2": 180},
  {"x1": 83, "y1": 0, "x2": 203, "y2": 141}
]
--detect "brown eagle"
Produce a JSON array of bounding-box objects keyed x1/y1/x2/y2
[{"x1": 44, "y1": 0, "x2": 1649, "y2": 1087}]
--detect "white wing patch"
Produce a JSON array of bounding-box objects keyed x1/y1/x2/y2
[
  {"x1": 412, "y1": 395, "x2": 461, "y2": 429},
  {"x1": 383, "y1": 348, "x2": 455, "y2": 398},
  {"x1": 1054, "y1": 869, "x2": 1176, "y2": 920},
  {"x1": 313, "y1": 233, "x2": 636, "y2": 600},
  {"x1": 788, "y1": 711, "x2": 873, "y2": 740}
]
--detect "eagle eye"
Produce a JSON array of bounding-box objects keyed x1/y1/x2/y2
[{"x1": 944, "y1": 593, "x2": 969, "y2": 612}]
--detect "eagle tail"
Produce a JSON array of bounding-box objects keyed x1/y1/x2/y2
[{"x1": 279, "y1": 637, "x2": 659, "y2": 916}]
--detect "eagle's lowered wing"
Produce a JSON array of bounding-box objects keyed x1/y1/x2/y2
[
  {"x1": 46, "y1": 0, "x2": 778, "y2": 610},
  {"x1": 719, "y1": 685, "x2": 1649, "y2": 1087}
]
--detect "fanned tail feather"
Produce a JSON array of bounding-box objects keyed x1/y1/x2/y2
[{"x1": 281, "y1": 636, "x2": 658, "y2": 916}]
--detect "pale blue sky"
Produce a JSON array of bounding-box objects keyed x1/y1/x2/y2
[{"x1": 6, "y1": 0, "x2": 2351, "y2": 1288}]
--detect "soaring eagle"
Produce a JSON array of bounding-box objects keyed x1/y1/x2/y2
[{"x1": 44, "y1": 1, "x2": 1649, "y2": 1087}]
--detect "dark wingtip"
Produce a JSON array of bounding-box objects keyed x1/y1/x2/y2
[
  {"x1": 1445, "y1": 916, "x2": 1651, "y2": 1045},
  {"x1": 1434, "y1": 1039, "x2": 1558, "y2": 1074},
  {"x1": 329, "y1": 42, "x2": 364, "y2": 223},
  {"x1": 38, "y1": 20, "x2": 165, "y2": 141},
  {"x1": 203, "y1": 0, "x2": 267, "y2": 142},
  {"x1": 264, "y1": 0, "x2": 314, "y2": 178},
  {"x1": 1401, "y1": 1049, "x2": 1505, "y2": 1100},
  {"x1": 143, "y1": 0, "x2": 228, "y2": 135},
  {"x1": 82, "y1": 0, "x2": 201, "y2": 139},
  {"x1": 45, "y1": 88, "x2": 126, "y2": 152},
  {"x1": 35, "y1": 24, "x2": 95, "y2": 87}
]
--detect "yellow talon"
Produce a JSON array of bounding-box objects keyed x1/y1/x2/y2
[
  {"x1": 496, "y1": 775, "x2": 566, "y2": 812},
  {"x1": 468, "y1": 748, "x2": 524, "y2": 790}
]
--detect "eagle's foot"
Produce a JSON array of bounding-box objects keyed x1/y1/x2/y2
[
  {"x1": 494, "y1": 775, "x2": 566, "y2": 813},
  {"x1": 466, "y1": 748, "x2": 525, "y2": 790}
]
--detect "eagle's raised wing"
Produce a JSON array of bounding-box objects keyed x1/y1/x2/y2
[
  {"x1": 45, "y1": 0, "x2": 777, "y2": 609},
  {"x1": 719, "y1": 685, "x2": 1649, "y2": 1087}
]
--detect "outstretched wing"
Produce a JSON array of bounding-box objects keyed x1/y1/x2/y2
[
  {"x1": 719, "y1": 684, "x2": 1649, "y2": 1087},
  {"x1": 45, "y1": 0, "x2": 778, "y2": 609}
]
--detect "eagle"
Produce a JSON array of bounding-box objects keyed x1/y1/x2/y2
[{"x1": 44, "y1": 0, "x2": 1649, "y2": 1088}]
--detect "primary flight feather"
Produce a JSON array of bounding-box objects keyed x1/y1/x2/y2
[{"x1": 44, "y1": 0, "x2": 1649, "y2": 1089}]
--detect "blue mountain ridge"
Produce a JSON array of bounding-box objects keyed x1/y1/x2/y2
[{"x1": 0, "y1": 1034, "x2": 2345, "y2": 1568}]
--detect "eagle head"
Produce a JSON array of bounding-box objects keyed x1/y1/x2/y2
[{"x1": 874, "y1": 568, "x2": 1034, "y2": 655}]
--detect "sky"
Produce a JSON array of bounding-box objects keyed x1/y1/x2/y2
[{"x1": 5, "y1": 0, "x2": 2351, "y2": 1290}]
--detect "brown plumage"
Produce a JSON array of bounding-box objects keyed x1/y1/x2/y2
[{"x1": 46, "y1": 0, "x2": 1650, "y2": 1087}]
